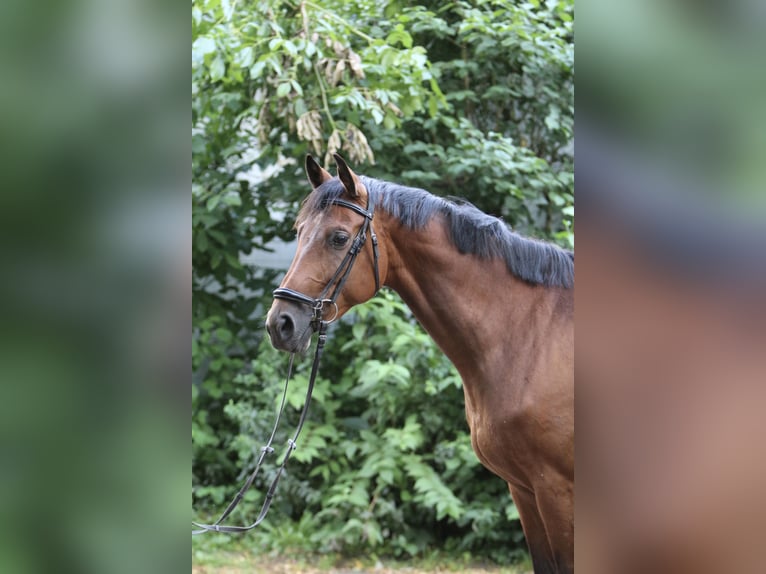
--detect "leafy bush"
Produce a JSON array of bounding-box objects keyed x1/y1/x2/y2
[{"x1": 197, "y1": 292, "x2": 527, "y2": 562}]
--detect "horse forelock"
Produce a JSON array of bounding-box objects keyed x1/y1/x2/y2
[{"x1": 295, "y1": 178, "x2": 347, "y2": 229}]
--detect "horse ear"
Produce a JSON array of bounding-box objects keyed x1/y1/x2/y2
[
  {"x1": 305, "y1": 155, "x2": 332, "y2": 189},
  {"x1": 333, "y1": 153, "x2": 363, "y2": 200}
]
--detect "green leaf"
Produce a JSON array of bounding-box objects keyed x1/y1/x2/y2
[
  {"x1": 206, "y1": 196, "x2": 220, "y2": 210},
  {"x1": 193, "y1": 36, "x2": 216, "y2": 58},
  {"x1": 192, "y1": 134, "x2": 206, "y2": 155},
  {"x1": 236, "y1": 46, "x2": 255, "y2": 69},
  {"x1": 428, "y1": 94, "x2": 438, "y2": 118},
  {"x1": 195, "y1": 230, "x2": 208, "y2": 253},
  {"x1": 383, "y1": 114, "x2": 397, "y2": 130},
  {"x1": 276, "y1": 82, "x2": 291, "y2": 98},
  {"x1": 386, "y1": 25, "x2": 413, "y2": 48},
  {"x1": 209, "y1": 55, "x2": 225, "y2": 81},
  {"x1": 215, "y1": 328, "x2": 232, "y2": 343},
  {"x1": 283, "y1": 40, "x2": 298, "y2": 56},
  {"x1": 222, "y1": 194, "x2": 242, "y2": 207},
  {"x1": 250, "y1": 60, "x2": 266, "y2": 78}
]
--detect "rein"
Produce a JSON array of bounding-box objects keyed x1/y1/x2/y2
[{"x1": 192, "y1": 195, "x2": 379, "y2": 535}]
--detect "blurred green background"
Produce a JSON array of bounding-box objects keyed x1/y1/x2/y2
[{"x1": 0, "y1": 0, "x2": 188, "y2": 572}]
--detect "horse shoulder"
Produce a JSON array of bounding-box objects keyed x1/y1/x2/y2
[{"x1": 465, "y1": 312, "x2": 573, "y2": 485}]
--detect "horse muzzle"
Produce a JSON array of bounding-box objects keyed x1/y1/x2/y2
[{"x1": 265, "y1": 304, "x2": 313, "y2": 353}]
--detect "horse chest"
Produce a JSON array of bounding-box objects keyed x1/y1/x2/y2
[{"x1": 465, "y1": 400, "x2": 535, "y2": 485}]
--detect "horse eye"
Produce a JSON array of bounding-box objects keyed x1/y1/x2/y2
[{"x1": 330, "y1": 232, "x2": 349, "y2": 249}]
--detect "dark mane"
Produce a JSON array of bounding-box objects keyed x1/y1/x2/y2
[{"x1": 297, "y1": 176, "x2": 574, "y2": 289}]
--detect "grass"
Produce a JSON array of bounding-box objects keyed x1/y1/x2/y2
[
  {"x1": 192, "y1": 552, "x2": 531, "y2": 574},
  {"x1": 192, "y1": 537, "x2": 532, "y2": 574}
]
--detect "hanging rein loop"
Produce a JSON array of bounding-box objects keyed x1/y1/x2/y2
[
  {"x1": 192, "y1": 195, "x2": 380, "y2": 535},
  {"x1": 192, "y1": 323, "x2": 329, "y2": 535}
]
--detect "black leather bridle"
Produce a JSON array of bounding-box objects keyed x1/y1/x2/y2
[
  {"x1": 272, "y1": 196, "x2": 380, "y2": 328},
  {"x1": 192, "y1": 194, "x2": 380, "y2": 535}
]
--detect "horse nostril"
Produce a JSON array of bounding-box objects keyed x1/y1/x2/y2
[{"x1": 277, "y1": 312, "x2": 295, "y2": 339}]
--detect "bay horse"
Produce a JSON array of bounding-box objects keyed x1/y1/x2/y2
[{"x1": 265, "y1": 154, "x2": 574, "y2": 573}]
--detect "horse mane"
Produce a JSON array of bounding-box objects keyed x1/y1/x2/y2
[{"x1": 297, "y1": 176, "x2": 574, "y2": 289}]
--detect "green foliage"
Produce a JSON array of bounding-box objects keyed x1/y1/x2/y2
[
  {"x1": 369, "y1": 0, "x2": 574, "y2": 244},
  {"x1": 192, "y1": 0, "x2": 572, "y2": 564},
  {"x1": 196, "y1": 293, "x2": 527, "y2": 562}
]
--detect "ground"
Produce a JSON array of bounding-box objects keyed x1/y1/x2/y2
[{"x1": 191, "y1": 552, "x2": 531, "y2": 574}]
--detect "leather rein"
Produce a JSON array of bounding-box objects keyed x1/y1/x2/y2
[{"x1": 192, "y1": 195, "x2": 379, "y2": 534}]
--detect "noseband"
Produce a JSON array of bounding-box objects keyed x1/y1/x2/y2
[{"x1": 272, "y1": 196, "x2": 380, "y2": 329}]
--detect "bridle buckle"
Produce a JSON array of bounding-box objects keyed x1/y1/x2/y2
[{"x1": 313, "y1": 299, "x2": 339, "y2": 324}]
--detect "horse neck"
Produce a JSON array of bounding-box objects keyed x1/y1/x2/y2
[{"x1": 381, "y1": 213, "x2": 566, "y2": 383}]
